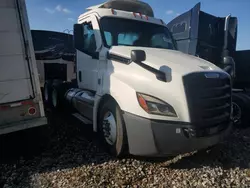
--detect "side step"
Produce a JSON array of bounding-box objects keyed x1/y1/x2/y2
[{"x1": 72, "y1": 113, "x2": 93, "y2": 125}]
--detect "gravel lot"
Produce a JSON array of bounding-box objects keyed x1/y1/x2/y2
[{"x1": 1, "y1": 112, "x2": 250, "y2": 188}]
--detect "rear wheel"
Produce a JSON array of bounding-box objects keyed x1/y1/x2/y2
[
  {"x1": 52, "y1": 87, "x2": 59, "y2": 109},
  {"x1": 98, "y1": 99, "x2": 128, "y2": 157},
  {"x1": 51, "y1": 84, "x2": 67, "y2": 111},
  {"x1": 51, "y1": 81, "x2": 73, "y2": 112},
  {"x1": 44, "y1": 81, "x2": 53, "y2": 106}
]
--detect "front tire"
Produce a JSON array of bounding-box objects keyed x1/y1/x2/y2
[{"x1": 98, "y1": 99, "x2": 128, "y2": 157}]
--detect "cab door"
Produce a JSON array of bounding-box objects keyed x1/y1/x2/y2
[{"x1": 76, "y1": 15, "x2": 102, "y2": 93}]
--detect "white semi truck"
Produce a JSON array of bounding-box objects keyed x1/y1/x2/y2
[
  {"x1": 0, "y1": 0, "x2": 47, "y2": 135},
  {"x1": 44, "y1": 0, "x2": 233, "y2": 157}
]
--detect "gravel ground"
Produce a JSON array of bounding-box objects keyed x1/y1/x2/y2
[{"x1": 1, "y1": 113, "x2": 250, "y2": 188}]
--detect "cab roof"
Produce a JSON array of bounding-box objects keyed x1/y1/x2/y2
[
  {"x1": 86, "y1": 0, "x2": 154, "y2": 17},
  {"x1": 78, "y1": 0, "x2": 165, "y2": 26}
]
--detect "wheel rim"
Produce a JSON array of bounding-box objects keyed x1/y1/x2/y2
[
  {"x1": 232, "y1": 102, "x2": 242, "y2": 124},
  {"x1": 102, "y1": 111, "x2": 117, "y2": 145},
  {"x1": 52, "y1": 89, "x2": 57, "y2": 108},
  {"x1": 44, "y1": 85, "x2": 49, "y2": 101}
]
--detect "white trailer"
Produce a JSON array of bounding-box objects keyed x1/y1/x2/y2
[{"x1": 0, "y1": 0, "x2": 47, "y2": 135}]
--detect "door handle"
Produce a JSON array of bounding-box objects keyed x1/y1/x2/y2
[{"x1": 78, "y1": 71, "x2": 82, "y2": 82}]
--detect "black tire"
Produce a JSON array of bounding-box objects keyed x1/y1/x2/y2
[
  {"x1": 98, "y1": 99, "x2": 128, "y2": 157},
  {"x1": 51, "y1": 86, "x2": 60, "y2": 110},
  {"x1": 232, "y1": 93, "x2": 250, "y2": 128},
  {"x1": 51, "y1": 81, "x2": 72, "y2": 112},
  {"x1": 44, "y1": 80, "x2": 53, "y2": 107}
]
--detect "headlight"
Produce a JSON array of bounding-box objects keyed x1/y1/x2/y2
[{"x1": 136, "y1": 93, "x2": 177, "y2": 117}]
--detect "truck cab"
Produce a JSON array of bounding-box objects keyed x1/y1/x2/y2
[{"x1": 48, "y1": 0, "x2": 233, "y2": 157}]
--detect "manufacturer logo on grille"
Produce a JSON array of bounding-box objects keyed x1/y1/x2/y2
[{"x1": 204, "y1": 73, "x2": 220, "y2": 79}]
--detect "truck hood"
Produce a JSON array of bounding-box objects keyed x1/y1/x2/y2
[{"x1": 109, "y1": 46, "x2": 221, "y2": 74}]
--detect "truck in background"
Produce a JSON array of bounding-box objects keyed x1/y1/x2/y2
[
  {"x1": 233, "y1": 50, "x2": 250, "y2": 92},
  {"x1": 31, "y1": 30, "x2": 76, "y2": 92},
  {"x1": 167, "y1": 3, "x2": 250, "y2": 128},
  {"x1": 44, "y1": 0, "x2": 233, "y2": 157},
  {"x1": 0, "y1": 0, "x2": 47, "y2": 135}
]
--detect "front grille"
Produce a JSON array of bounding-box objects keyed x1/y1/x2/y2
[{"x1": 183, "y1": 72, "x2": 231, "y2": 128}]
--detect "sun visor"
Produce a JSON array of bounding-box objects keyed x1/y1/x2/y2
[{"x1": 87, "y1": 0, "x2": 154, "y2": 17}]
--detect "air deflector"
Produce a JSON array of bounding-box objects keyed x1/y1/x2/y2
[{"x1": 87, "y1": 0, "x2": 154, "y2": 17}]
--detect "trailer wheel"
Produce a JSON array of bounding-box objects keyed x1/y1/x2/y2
[
  {"x1": 232, "y1": 93, "x2": 250, "y2": 128},
  {"x1": 98, "y1": 99, "x2": 128, "y2": 157}
]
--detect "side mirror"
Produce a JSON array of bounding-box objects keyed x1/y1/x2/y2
[
  {"x1": 131, "y1": 50, "x2": 146, "y2": 63},
  {"x1": 74, "y1": 24, "x2": 84, "y2": 52},
  {"x1": 160, "y1": 65, "x2": 172, "y2": 82}
]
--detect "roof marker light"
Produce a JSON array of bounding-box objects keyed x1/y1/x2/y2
[
  {"x1": 145, "y1": 15, "x2": 148, "y2": 20},
  {"x1": 111, "y1": 8, "x2": 115, "y2": 15},
  {"x1": 133, "y1": 12, "x2": 137, "y2": 17}
]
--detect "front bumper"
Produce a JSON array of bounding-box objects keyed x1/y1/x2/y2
[{"x1": 123, "y1": 112, "x2": 232, "y2": 157}]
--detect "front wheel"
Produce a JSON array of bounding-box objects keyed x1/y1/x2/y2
[{"x1": 98, "y1": 99, "x2": 128, "y2": 157}]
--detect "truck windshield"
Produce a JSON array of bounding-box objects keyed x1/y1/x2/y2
[{"x1": 100, "y1": 17, "x2": 176, "y2": 50}]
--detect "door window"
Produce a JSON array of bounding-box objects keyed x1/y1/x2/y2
[
  {"x1": 104, "y1": 31, "x2": 112, "y2": 46},
  {"x1": 82, "y1": 23, "x2": 96, "y2": 55}
]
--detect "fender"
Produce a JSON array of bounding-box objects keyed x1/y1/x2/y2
[{"x1": 93, "y1": 75, "x2": 149, "y2": 132}]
